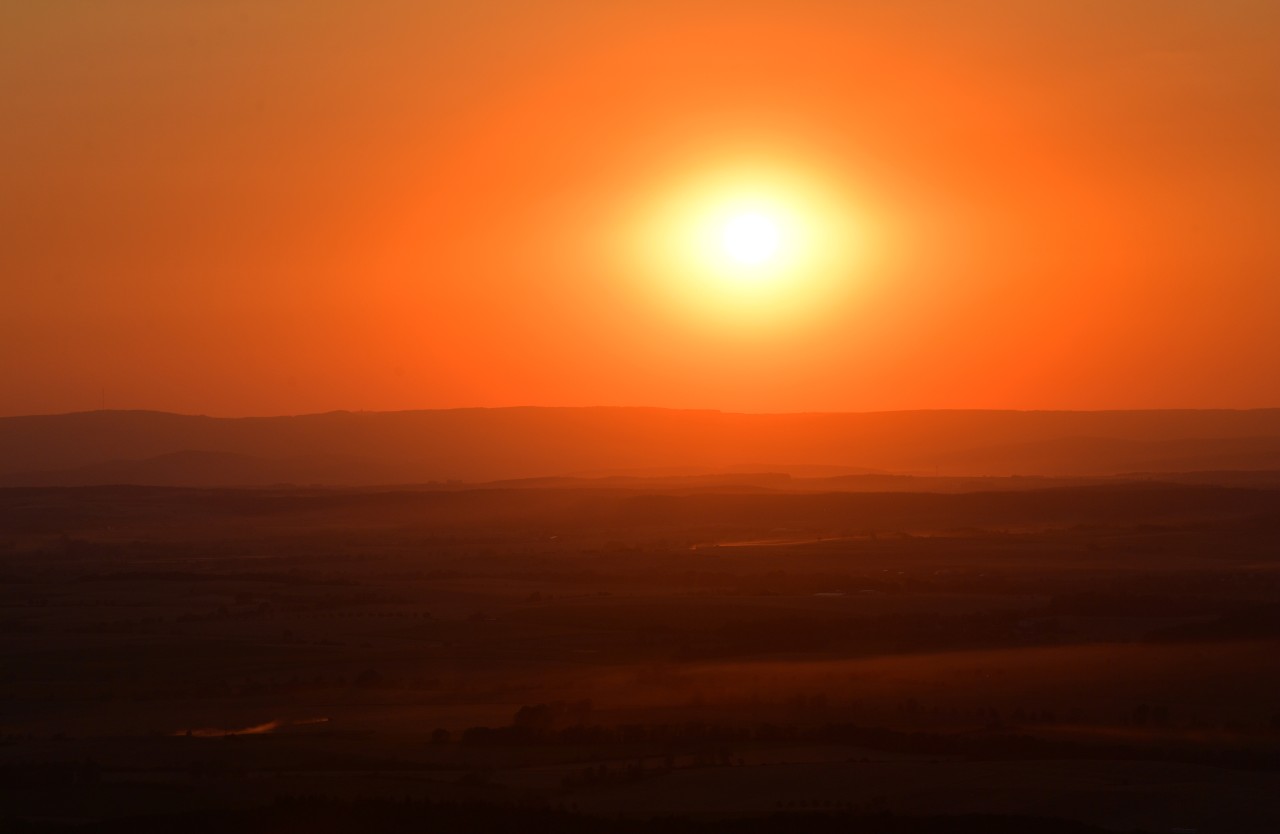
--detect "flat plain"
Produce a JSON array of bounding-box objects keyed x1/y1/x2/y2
[{"x1": 2, "y1": 480, "x2": 1279, "y2": 832}]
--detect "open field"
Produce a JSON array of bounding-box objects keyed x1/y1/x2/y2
[{"x1": 3, "y1": 480, "x2": 1279, "y2": 831}]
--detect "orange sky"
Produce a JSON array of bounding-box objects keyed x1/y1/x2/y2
[{"x1": 3, "y1": 1, "x2": 1279, "y2": 417}]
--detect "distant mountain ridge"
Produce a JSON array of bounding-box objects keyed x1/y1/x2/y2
[
  {"x1": 2, "y1": 407, "x2": 1280, "y2": 487},
  {"x1": 0, "y1": 450, "x2": 413, "y2": 489}
]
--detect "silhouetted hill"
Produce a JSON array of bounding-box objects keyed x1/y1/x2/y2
[
  {"x1": 2, "y1": 407, "x2": 1280, "y2": 486},
  {"x1": 929, "y1": 435, "x2": 1280, "y2": 476},
  {"x1": 0, "y1": 450, "x2": 409, "y2": 488}
]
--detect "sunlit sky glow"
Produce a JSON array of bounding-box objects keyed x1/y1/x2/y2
[{"x1": 2, "y1": 1, "x2": 1279, "y2": 416}]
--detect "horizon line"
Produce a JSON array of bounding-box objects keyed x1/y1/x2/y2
[{"x1": 6, "y1": 404, "x2": 1280, "y2": 421}]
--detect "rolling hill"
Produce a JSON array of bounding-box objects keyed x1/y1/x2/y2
[{"x1": 3, "y1": 407, "x2": 1280, "y2": 487}]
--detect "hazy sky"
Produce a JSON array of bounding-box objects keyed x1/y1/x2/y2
[{"x1": 3, "y1": 0, "x2": 1279, "y2": 416}]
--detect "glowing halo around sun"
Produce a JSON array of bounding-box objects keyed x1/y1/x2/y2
[{"x1": 628, "y1": 163, "x2": 868, "y2": 330}]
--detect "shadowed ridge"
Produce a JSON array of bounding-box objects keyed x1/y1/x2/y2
[{"x1": 3, "y1": 407, "x2": 1280, "y2": 486}]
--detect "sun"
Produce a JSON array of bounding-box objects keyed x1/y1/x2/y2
[
  {"x1": 696, "y1": 196, "x2": 801, "y2": 284},
  {"x1": 627, "y1": 161, "x2": 869, "y2": 329},
  {"x1": 720, "y1": 210, "x2": 782, "y2": 266}
]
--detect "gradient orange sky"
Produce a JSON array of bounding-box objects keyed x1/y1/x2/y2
[{"x1": 3, "y1": 1, "x2": 1279, "y2": 417}]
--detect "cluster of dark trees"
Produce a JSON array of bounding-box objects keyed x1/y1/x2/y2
[{"x1": 453, "y1": 709, "x2": 1280, "y2": 771}]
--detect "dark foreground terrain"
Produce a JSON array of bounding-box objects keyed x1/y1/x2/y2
[{"x1": 3, "y1": 479, "x2": 1280, "y2": 832}]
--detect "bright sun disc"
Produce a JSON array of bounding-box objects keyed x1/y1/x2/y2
[
  {"x1": 628, "y1": 162, "x2": 869, "y2": 330},
  {"x1": 721, "y1": 211, "x2": 781, "y2": 266}
]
